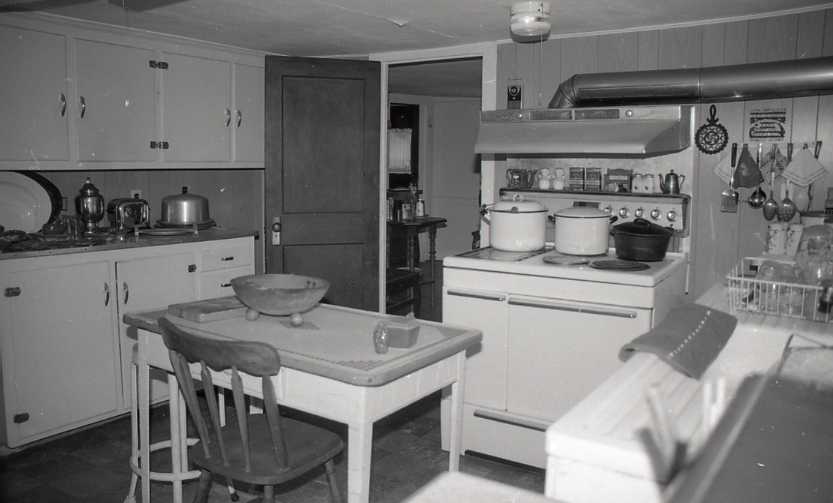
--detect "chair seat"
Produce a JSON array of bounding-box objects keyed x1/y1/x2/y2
[{"x1": 190, "y1": 414, "x2": 344, "y2": 486}]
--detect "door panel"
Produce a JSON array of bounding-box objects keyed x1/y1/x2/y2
[
  {"x1": 0, "y1": 26, "x2": 69, "y2": 162},
  {"x1": 76, "y1": 39, "x2": 157, "y2": 162},
  {"x1": 265, "y1": 57, "x2": 380, "y2": 311}
]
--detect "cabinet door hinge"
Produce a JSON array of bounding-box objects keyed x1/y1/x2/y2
[
  {"x1": 150, "y1": 140, "x2": 158, "y2": 149},
  {"x1": 161, "y1": 141, "x2": 170, "y2": 150},
  {"x1": 149, "y1": 60, "x2": 169, "y2": 70},
  {"x1": 4, "y1": 287, "x2": 21, "y2": 297},
  {"x1": 13, "y1": 412, "x2": 29, "y2": 424}
]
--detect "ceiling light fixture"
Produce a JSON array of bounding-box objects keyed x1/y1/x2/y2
[{"x1": 510, "y1": 1, "x2": 551, "y2": 38}]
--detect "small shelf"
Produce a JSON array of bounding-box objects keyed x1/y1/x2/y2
[{"x1": 499, "y1": 188, "x2": 691, "y2": 201}]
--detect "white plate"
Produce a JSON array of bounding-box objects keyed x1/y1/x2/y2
[{"x1": 0, "y1": 172, "x2": 52, "y2": 233}]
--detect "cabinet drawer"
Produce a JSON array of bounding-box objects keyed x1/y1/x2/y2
[
  {"x1": 199, "y1": 266, "x2": 252, "y2": 299},
  {"x1": 200, "y1": 243, "x2": 253, "y2": 271}
]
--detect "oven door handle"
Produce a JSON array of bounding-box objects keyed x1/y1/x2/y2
[
  {"x1": 508, "y1": 297, "x2": 638, "y2": 319},
  {"x1": 446, "y1": 289, "x2": 506, "y2": 302}
]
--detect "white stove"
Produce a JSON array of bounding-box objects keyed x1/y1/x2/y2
[{"x1": 440, "y1": 240, "x2": 689, "y2": 468}]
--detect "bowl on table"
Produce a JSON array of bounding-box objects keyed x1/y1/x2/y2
[{"x1": 230, "y1": 274, "x2": 329, "y2": 324}]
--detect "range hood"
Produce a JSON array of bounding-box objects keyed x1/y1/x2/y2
[
  {"x1": 477, "y1": 56, "x2": 833, "y2": 156},
  {"x1": 475, "y1": 105, "x2": 692, "y2": 156}
]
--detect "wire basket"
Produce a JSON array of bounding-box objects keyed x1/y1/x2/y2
[{"x1": 726, "y1": 258, "x2": 832, "y2": 324}]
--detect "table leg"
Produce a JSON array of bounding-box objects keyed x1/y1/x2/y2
[
  {"x1": 347, "y1": 421, "x2": 374, "y2": 503},
  {"x1": 139, "y1": 359, "x2": 151, "y2": 503},
  {"x1": 448, "y1": 352, "x2": 466, "y2": 472},
  {"x1": 406, "y1": 231, "x2": 416, "y2": 272}
]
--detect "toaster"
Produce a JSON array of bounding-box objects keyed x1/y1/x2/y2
[{"x1": 107, "y1": 197, "x2": 150, "y2": 232}]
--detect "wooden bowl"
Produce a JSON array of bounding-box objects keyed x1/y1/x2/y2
[{"x1": 230, "y1": 274, "x2": 329, "y2": 317}]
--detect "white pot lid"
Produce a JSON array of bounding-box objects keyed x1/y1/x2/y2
[
  {"x1": 555, "y1": 206, "x2": 609, "y2": 218},
  {"x1": 491, "y1": 195, "x2": 547, "y2": 213}
]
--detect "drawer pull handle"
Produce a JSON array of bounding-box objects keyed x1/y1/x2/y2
[
  {"x1": 473, "y1": 410, "x2": 548, "y2": 432},
  {"x1": 59, "y1": 92, "x2": 67, "y2": 117},
  {"x1": 123, "y1": 282, "x2": 129, "y2": 304},
  {"x1": 446, "y1": 290, "x2": 505, "y2": 302},
  {"x1": 508, "y1": 299, "x2": 637, "y2": 318},
  {"x1": 79, "y1": 95, "x2": 86, "y2": 119},
  {"x1": 104, "y1": 283, "x2": 110, "y2": 306},
  {"x1": 220, "y1": 256, "x2": 235, "y2": 261},
  {"x1": 236, "y1": 109, "x2": 242, "y2": 128},
  {"x1": 4, "y1": 287, "x2": 21, "y2": 297},
  {"x1": 13, "y1": 412, "x2": 29, "y2": 424},
  {"x1": 188, "y1": 264, "x2": 197, "y2": 272},
  {"x1": 220, "y1": 282, "x2": 232, "y2": 288}
]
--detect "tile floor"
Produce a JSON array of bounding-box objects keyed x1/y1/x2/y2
[{"x1": 2, "y1": 261, "x2": 545, "y2": 502}]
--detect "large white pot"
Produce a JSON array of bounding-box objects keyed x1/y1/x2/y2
[
  {"x1": 483, "y1": 196, "x2": 547, "y2": 251},
  {"x1": 554, "y1": 206, "x2": 612, "y2": 255}
]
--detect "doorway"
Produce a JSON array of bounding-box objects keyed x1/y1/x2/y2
[{"x1": 385, "y1": 57, "x2": 483, "y2": 320}]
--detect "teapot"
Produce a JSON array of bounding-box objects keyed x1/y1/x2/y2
[{"x1": 659, "y1": 170, "x2": 686, "y2": 195}]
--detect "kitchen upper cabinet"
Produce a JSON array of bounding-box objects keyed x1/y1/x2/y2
[
  {"x1": 0, "y1": 17, "x2": 264, "y2": 170},
  {"x1": 0, "y1": 259, "x2": 120, "y2": 448},
  {"x1": 233, "y1": 63, "x2": 265, "y2": 163},
  {"x1": 0, "y1": 25, "x2": 70, "y2": 163},
  {"x1": 162, "y1": 53, "x2": 232, "y2": 162},
  {"x1": 75, "y1": 39, "x2": 158, "y2": 163}
]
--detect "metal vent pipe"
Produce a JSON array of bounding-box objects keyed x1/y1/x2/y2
[{"x1": 549, "y1": 56, "x2": 833, "y2": 108}]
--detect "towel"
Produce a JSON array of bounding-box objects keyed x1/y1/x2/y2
[
  {"x1": 781, "y1": 146, "x2": 827, "y2": 186},
  {"x1": 619, "y1": 303, "x2": 737, "y2": 379}
]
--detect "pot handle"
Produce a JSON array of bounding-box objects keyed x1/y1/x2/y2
[
  {"x1": 608, "y1": 215, "x2": 619, "y2": 235},
  {"x1": 480, "y1": 204, "x2": 493, "y2": 225}
]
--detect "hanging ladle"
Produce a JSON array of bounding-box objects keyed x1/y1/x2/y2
[{"x1": 762, "y1": 170, "x2": 779, "y2": 220}]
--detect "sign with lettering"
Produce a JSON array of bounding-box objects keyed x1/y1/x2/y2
[{"x1": 746, "y1": 101, "x2": 792, "y2": 142}]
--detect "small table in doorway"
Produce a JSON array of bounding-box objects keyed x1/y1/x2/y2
[{"x1": 388, "y1": 216, "x2": 447, "y2": 305}]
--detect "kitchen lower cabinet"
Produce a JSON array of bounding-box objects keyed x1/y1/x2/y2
[
  {"x1": 0, "y1": 235, "x2": 254, "y2": 448},
  {"x1": 0, "y1": 259, "x2": 120, "y2": 448},
  {"x1": 0, "y1": 24, "x2": 70, "y2": 163}
]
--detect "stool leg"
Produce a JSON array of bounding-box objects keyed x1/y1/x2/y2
[
  {"x1": 124, "y1": 357, "x2": 139, "y2": 503},
  {"x1": 139, "y1": 359, "x2": 151, "y2": 503}
]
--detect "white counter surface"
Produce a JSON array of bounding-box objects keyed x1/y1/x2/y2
[{"x1": 544, "y1": 281, "x2": 833, "y2": 503}]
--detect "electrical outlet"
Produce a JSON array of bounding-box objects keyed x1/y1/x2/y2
[{"x1": 130, "y1": 189, "x2": 143, "y2": 200}]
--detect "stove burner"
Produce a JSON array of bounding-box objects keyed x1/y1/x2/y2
[
  {"x1": 589, "y1": 259, "x2": 650, "y2": 271},
  {"x1": 543, "y1": 254, "x2": 590, "y2": 266}
]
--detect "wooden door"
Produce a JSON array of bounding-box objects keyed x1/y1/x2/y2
[
  {"x1": 265, "y1": 57, "x2": 380, "y2": 311},
  {"x1": 162, "y1": 52, "x2": 231, "y2": 162},
  {"x1": 75, "y1": 39, "x2": 157, "y2": 163},
  {"x1": 0, "y1": 260, "x2": 119, "y2": 447},
  {"x1": 0, "y1": 25, "x2": 70, "y2": 163}
]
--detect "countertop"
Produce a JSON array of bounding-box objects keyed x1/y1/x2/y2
[
  {"x1": 0, "y1": 228, "x2": 257, "y2": 261},
  {"x1": 404, "y1": 472, "x2": 559, "y2": 503},
  {"x1": 124, "y1": 303, "x2": 481, "y2": 386},
  {"x1": 545, "y1": 281, "x2": 833, "y2": 487}
]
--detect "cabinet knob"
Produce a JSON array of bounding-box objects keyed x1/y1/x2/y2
[
  {"x1": 104, "y1": 282, "x2": 110, "y2": 306},
  {"x1": 187, "y1": 264, "x2": 197, "y2": 273},
  {"x1": 123, "y1": 282, "x2": 129, "y2": 304},
  {"x1": 224, "y1": 108, "x2": 231, "y2": 127},
  {"x1": 236, "y1": 110, "x2": 242, "y2": 128}
]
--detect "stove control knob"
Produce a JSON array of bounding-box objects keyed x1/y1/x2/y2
[
  {"x1": 634, "y1": 207, "x2": 644, "y2": 218},
  {"x1": 603, "y1": 205, "x2": 613, "y2": 215},
  {"x1": 650, "y1": 208, "x2": 661, "y2": 220},
  {"x1": 667, "y1": 210, "x2": 677, "y2": 222},
  {"x1": 618, "y1": 207, "x2": 630, "y2": 218}
]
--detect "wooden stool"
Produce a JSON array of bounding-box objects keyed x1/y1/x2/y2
[{"x1": 386, "y1": 268, "x2": 421, "y2": 314}]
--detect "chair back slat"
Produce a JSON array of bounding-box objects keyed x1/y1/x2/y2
[
  {"x1": 231, "y1": 368, "x2": 252, "y2": 472},
  {"x1": 262, "y1": 378, "x2": 289, "y2": 466},
  {"x1": 200, "y1": 362, "x2": 229, "y2": 466},
  {"x1": 158, "y1": 317, "x2": 290, "y2": 472}
]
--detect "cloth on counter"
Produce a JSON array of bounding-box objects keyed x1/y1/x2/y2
[{"x1": 619, "y1": 303, "x2": 737, "y2": 379}]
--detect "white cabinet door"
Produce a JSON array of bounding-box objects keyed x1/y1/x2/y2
[
  {"x1": 506, "y1": 296, "x2": 651, "y2": 421},
  {"x1": 233, "y1": 63, "x2": 264, "y2": 163},
  {"x1": 116, "y1": 251, "x2": 198, "y2": 405},
  {"x1": 442, "y1": 288, "x2": 508, "y2": 410},
  {"x1": 0, "y1": 25, "x2": 70, "y2": 163},
  {"x1": 0, "y1": 260, "x2": 119, "y2": 447},
  {"x1": 161, "y1": 53, "x2": 231, "y2": 162},
  {"x1": 75, "y1": 39, "x2": 158, "y2": 163}
]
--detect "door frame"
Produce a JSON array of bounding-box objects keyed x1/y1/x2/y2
[{"x1": 370, "y1": 42, "x2": 498, "y2": 311}]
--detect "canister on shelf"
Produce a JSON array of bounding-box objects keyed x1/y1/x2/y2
[{"x1": 416, "y1": 198, "x2": 426, "y2": 217}]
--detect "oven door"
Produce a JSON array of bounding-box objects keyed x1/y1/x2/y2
[{"x1": 506, "y1": 295, "x2": 652, "y2": 421}]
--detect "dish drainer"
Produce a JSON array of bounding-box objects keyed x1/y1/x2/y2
[{"x1": 727, "y1": 258, "x2": 832, "y2": 324}]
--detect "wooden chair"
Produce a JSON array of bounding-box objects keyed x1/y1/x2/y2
[
  {"x1": 385, "y1": 267, "x2": 421, "y2": 315},
  {"x1": 158, "y1": 317, "x2": 344, "y2": 503}
]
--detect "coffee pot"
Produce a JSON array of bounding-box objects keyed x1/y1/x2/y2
[
  {"x1": 659, "y1": 170, "x2": 686, "y2": 195},
  {"x1": 75, "y1": 177, "x2": 105, "y2": 235}
]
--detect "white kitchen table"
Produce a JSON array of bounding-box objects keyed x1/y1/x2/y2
[{"x1": 123, "y1": 302, "x2": 481, "y2": 503}]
